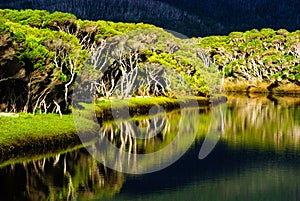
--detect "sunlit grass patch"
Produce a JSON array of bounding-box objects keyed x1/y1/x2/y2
[{"x1": 0, "y1": 113, "x2": 76, "y2": 144}]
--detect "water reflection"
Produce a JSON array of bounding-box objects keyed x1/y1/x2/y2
[
  {"x1": 199, "y1": 104, "x2": 225, "y2": 159},
  {"x1": 85, "y1": 108, "x2": 199, "y2": 174},
  {"x1": 0, "y1": 150, "x2": 124, "y2": 201},
  {"x1": 223, "y1": 95, "x2": 300, "y2": 152},
  {"x1": 0, "y1": 95, "x2": 300, "y2": 201}
]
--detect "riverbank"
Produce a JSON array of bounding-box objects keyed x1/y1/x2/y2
[
  {"x1": 224, "y1": 79, "x2": 300, "y2": 94},
  {"x1": 94, "y1": 96, "x2": 227, "y2": 121},
  {"x1": 0, "y1": 114, "x2": 81, "y2": 164},
  {"x1": 0, "y1": 96, "x2": 226, "y2": 166}
]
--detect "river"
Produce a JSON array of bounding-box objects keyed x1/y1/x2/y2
[{"x1": 0, "y1": 95, "x2": 300, "y2": 201}]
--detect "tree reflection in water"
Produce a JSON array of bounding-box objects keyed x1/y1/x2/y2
[
  {"x1": 0, "y1": 149, "x2": 124, "y2": 201},
  {"x1": 86, "y1": 108, "x2": 200, "y2": 174},
  {"x1": 223, "y1": 95, "x2": 300, "y2": 151},
  {"x1": 0, "y1": 95, "x2": 300, "y2": 200}
]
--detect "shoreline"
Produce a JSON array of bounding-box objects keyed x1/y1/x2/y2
[
  {"x1": 224, "y1": 79, "x2": 300, "y2": 95},
  {"x1": 94, "y1": 96, "x2": 227, "y2": 121},
  {"x1": 1, "y1": 93, "x2": 299, "y2": 167},
  {"x1": 0, "y1": 96, "x2": 226, "y2": 166}
]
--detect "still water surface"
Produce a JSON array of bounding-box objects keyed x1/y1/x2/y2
[{"x1": 0, "y1": 95, "x2": 300, "y2": 201}]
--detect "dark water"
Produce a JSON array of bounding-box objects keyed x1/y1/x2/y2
[{"x1": 0, "y1": 95, "x2": 300, "y2": 201}]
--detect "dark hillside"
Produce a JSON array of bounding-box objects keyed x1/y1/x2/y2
[{"x1": 1, "y1": 0, "x2": 299, "y2": 37}]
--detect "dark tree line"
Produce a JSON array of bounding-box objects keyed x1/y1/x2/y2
[{"x1": 0, "y1": 0, "x2": 299, "y2": 37}]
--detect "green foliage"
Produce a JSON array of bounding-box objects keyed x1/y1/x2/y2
[
  {"x1": 145, "y1": 51, "x2": 216, "y2": 95},
  {"x1": 0, "y1": 9, "x2": 76, "y2": 29},
  {"x1": 0, "y1": 18, "x2": 8, "y2": 34},
  {"x1": 0, "y1": 9, "x2": 223, "y2": 97},
  {"x1": 45, "y1": 11, "x2": 77, "y2": 26},
  {"x1": 5, "y1": 21, "x2": 81, "y2": 73},
  {"x1": 198, "y1": 28, "x2": 300, "y2": 85},
  {"x1": 77, "y1": 18, "x2": 155, "y2": 39},
  {"x1": 6, "y1": 22, "x2": 51, "y2": 69},
  {"x1": 2, "y1": 8, "x2": 298, "y2": 101}
]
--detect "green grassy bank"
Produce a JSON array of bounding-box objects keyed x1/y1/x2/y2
[
  {"x1": 0, "y1": 114, "x2": 80, "y2": 164},
  {"x1": 94, "y1": 96, "x2": 226, "y2": 121}
]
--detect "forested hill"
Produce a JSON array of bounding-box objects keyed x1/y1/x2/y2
[
  {"x1": 0, "y1": 9, "x2": 299, "y2": 114},
  {"x1": 0, "y1": 0, "x2": 299, "y2": 37}
]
